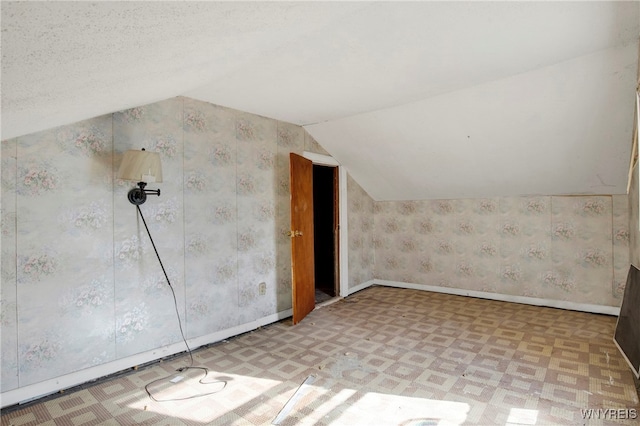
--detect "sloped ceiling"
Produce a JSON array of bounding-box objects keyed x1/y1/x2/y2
[{"x1": 2, "y1": 1, "x2": 638, "y2": 200}]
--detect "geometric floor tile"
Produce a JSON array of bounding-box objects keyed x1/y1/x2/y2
[{"x1": 2, "y1": 286, "x2": 639, "y2": 425}]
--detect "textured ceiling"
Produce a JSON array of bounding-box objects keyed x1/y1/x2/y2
[{"x1": 2, "y1": 1, "x2": 639, "y2": 200}]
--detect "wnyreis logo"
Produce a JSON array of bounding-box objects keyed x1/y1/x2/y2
[{"x1": 580, "y1": 408, "x2": 637, "y2": 420}]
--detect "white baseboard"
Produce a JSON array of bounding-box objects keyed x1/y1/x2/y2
[
  {"x1": 347, "y1": 280, "x2": 375, "y2": 295},
  {"x1": 0, "y1": 309, "x2": 293, "y2": 409},
  {"x1": 374, "y1": 279, "x2": 620, "y2": 316},
  {"x1": 2, "y1": 279, "x2": 620, "y2": 408}
]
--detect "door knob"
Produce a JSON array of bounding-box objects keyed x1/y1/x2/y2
[{"x1": 286, "y1": 230, "x2": 303, "y2": 237}]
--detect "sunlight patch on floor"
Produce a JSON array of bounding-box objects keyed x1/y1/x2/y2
[
  {"x1": 309, "y1": 388, "x2": 359, "y2": 421},
  {"x1": 506, "y1": 408, "x2": 538, "y2": 425},
  {"x1": 125, "y1": 371, "x2": 470, "y2": 425},
  {"x1": 321, "y1": 391, "x2": 469, "y2": 426},
  {"x1": 125, "y1": 371, "x2": 283, "y2": 424}
]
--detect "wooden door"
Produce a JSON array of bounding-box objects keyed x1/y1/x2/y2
[{"x1": 289, "y1": 153, "x2": 315, "y2": 324}]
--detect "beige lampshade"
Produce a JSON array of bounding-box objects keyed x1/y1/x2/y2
[{"x1": 117, "y1": 149, "x2": 163, "y2": 183}]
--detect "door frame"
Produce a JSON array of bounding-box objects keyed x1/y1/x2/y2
[{"x1": 302, "y1": 151, "x2": 348, "y2": 298}]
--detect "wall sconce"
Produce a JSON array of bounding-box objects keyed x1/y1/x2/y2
[
  {"x1": 116, "y1": 145, "x2": 224, "y2": 397},
  {"x1": 117, "y1": 148, "x2": 163, "y2": 205}
]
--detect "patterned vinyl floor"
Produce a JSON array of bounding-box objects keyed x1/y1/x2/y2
[{"x1": 2, "y1": 286, "x2": 639, "y2": 425}]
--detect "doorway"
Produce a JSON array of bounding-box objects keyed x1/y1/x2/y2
[{"x1": 313, "y1": 164, "x2": 338, "y2": 304}]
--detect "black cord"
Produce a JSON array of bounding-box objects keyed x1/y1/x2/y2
[
  {"x1": 136, "y1": 205, "x2": 194, "y2": 366},
  {"x1": 136, "y1": 204, "x2": 227, "y2": 401},
  {"x1": 144, "y1": 366, "x2": 227, "y2": 402}
]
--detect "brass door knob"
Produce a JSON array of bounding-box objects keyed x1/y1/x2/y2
[{"x1": 286, "y1": 230, "x2": 303, "y2": 237}]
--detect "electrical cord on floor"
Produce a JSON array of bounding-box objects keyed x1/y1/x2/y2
[{"x1": 136, "y1": 205, "x2": 227, "y2": 402}]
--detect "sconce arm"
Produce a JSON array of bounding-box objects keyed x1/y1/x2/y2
[{"x1": 126, "y1": 181, "x2": 161, "y2": 205}]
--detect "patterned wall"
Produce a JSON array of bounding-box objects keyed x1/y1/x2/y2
[
  {"x1": 630, "y1": 164, "x2": 640, "y2": 267},
  {"x1": 347, "y1": 174, "x2": 375, "y2": 289},
  {"x1": 374, "y1": 196, "x2": 629, "y2": 306},
  {"x1": 0, "y1": 97, "x2": 331, "y2": 393},
  {"x1": 1, "y1": 95, "x2": 630, "y2": 397},
  {"x1": 1, "y1": 138, "x2": 18, "y2": 391}
]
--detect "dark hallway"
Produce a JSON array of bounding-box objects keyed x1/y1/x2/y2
[{"x1": 313, "y1": 164, "x2": 337, "y2": 302}]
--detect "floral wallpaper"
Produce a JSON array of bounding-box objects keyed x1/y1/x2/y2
[
  {"x1": 374, "y1": 196, "x2": 629, "y2": 306},
  {"x1": 1, "y1": 138, "x2": 18, "y2": 391},
  {"x1": 1, "y1": 94, "x2": 631, "y2": 398},
  {"x1": 630, "y1": 164, "x2": 640, "y2": 268},
  {"x1": 0, "y1": 97, "x2": 329, "y2": 394},
  {"x1": 15, "y1": 115, "x2": 116, "y2": 388},
  {"x1": 347, "y1": 174, "x2": 375, "y2": 289}
]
